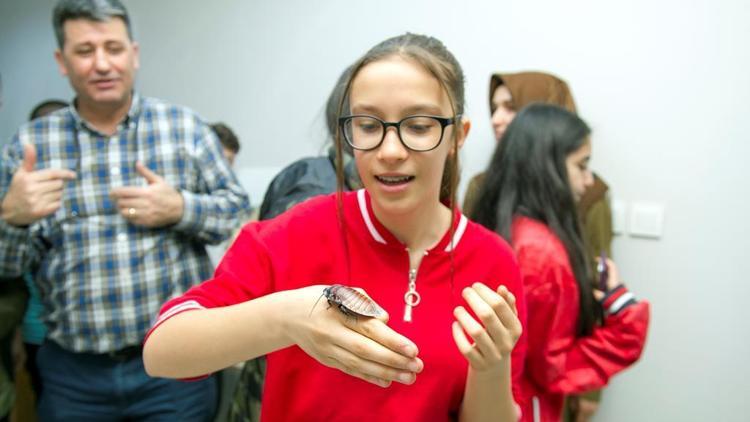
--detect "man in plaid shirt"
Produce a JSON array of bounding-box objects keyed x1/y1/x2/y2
[{"x1": 0, "y1": 0, "x2": 250, "y2": 419}]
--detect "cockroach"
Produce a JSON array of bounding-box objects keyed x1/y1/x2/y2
[{"x1": 310, "y1": 284, "x2": 386, "y2": 319}]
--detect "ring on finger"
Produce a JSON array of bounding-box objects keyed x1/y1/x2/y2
[{"x1": 128, "y1": 207, "x2": 136, "y2": 216}]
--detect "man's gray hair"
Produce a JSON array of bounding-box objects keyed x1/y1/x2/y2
[{"x1": 53, "y1": 0, "x2": 132, "y2": 49}]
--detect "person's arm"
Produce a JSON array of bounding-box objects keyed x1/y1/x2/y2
[
  {"x1": 143, "y1": 283, "x2": 424, "y2": 387},
  {"x1": 143, "y1": 222, "x2": 423, "y2": 387},
  {"x1": 454, "y1": 283, "x2": 523, "y2": 422},
  {"x1": 109, "y1": 120, "x2": 250, "y2": 244},
  {"x1": 171, "y1": 122, "x2": 250, "y2": 244},
  {"x1": 526, "y1": 260, "x2": 650, "y2": 395},
  {"x1": 0, "y1": 137, "x2": 75, "y2": 277},
  {"x1": 143, "y1": 284, "x2": 307, "y2": 376}
]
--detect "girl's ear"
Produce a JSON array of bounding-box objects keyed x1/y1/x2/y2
[{"x1": 452, "y1": 116, "x2": 471, "y2": 153}]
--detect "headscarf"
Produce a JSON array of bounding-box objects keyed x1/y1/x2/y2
[{"x1": 489, "y1": 71, "x2": 577, "y2": 113}]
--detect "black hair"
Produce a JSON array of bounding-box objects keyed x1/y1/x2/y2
[
  {"x1": 471, "y1": 103, "x2": 598, "y2": 335},
  {"x1": 29, "y1": 99, "x2": 68, "y2": 120},
  {"x1": 210, "y1": 123, "x2": 240, "y2": 154}
]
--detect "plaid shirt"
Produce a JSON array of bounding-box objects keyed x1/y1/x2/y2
[{"x1": 0, "y1": 94, "x2": 250, "y2": 353}]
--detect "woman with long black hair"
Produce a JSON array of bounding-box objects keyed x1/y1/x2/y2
[{"x1": 471, "y1": 103, "x2": 650, "y2": 422}]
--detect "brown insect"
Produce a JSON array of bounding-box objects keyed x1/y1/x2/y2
[{"x1": 311, "y1": 284, "x2": 386, "y2": 318}]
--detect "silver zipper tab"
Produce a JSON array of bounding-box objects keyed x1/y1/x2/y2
[{"x1": 403, "y1": 268, "x2": 421, "y2": 322}]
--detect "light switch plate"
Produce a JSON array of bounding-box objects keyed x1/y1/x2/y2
[
  {"x1": 611, "y1": 198, "x2": 626, "y2": 235},
  {"x1": 629, "y1": 202, "x2": 664, "y2": 239}
]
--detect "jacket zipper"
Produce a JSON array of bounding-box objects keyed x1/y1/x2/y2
[{"x1": 403, "y1": 267, "x2": 422, "y2": 322}]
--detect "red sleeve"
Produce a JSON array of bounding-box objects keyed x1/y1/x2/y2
[
  {"x1": 525, "y1": 261, "x2": 650, "y2": 394},
  {"x1": 143, "y1": 218, "x2": 282, "y2": 344}
]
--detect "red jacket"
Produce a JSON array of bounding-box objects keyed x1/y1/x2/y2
[
  {"x1": 147, "y1": 190, "x2": 527, "y2": 422},
  {"x1": 512, "y1": 217, "x2": 650, "y2": 422}
]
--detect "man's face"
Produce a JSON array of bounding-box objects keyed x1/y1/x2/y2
[{"x1": 54, "y1": 18, "x2": 139, "y2": 110}]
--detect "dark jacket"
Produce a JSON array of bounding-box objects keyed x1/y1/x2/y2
[{"x1": 259, "y1": 147, "x2": 360, "y2": 220}]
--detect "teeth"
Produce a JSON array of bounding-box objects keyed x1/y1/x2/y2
[{"x1": 378, "y1": 175, "x2": 411, "y2": 184}]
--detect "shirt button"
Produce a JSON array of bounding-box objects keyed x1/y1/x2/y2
[
  {"x1": 111, "y1": 166, "x2": 121, "y2": 176},
  {"x1": 117, "y1": 233, "x2": 127, "y2": 242}
]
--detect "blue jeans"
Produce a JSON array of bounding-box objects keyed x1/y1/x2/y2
[{"x1": 37, "y1": 341, "x2": 217, "y2": 421}]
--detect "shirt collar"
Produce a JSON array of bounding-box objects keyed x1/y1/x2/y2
[
  {"x1": 69, "y1": 91, "x2": 142, "y2": 133},
  {"x1": 354, "y1": 188, "x2": 467, "y2": 253}
]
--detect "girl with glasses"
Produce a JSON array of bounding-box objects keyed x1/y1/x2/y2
[{"x1": 143, "y1": 33, "x2": 526, "y2": 422}]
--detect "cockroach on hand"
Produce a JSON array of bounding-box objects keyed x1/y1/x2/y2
[{"x1": 310, "y1": 284, "x2": 386, "y2": 319}]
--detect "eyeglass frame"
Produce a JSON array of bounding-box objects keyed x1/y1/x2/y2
[{"x1": 338, "y1": 114, "x2": 461, "y2": 152}]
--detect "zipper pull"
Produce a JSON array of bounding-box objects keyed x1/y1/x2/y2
[{"x1": 403, "y1": 268, "x2": 421, "y2": 322}]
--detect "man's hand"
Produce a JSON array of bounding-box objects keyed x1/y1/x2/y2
[
  {"x1": 110, "y1": 161, "x2": 184, "y2": 227},
  {"x1": 0, "y1": 143, "x2": 76, "y2": 226}
]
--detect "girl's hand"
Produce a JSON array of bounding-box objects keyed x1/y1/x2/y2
[
  {"x1": 593, "y1": 258, "x2": 622, "y2": 300},
  {"x1": 452, "y1": 283, "x2": 522, "y2": 377},
  {"x1": 570, "y1": 395, "x2": 600, "y2": 422},
  {"x1": 284, "y1": 285, "x2": 423, "y2": 388}
]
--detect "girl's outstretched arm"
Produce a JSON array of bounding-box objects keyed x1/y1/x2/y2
[{"x1": 142, "y1": 284, "x2": 424, "y2": 388}]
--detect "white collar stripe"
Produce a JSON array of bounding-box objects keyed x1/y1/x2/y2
[
  {"x1": 445, "y1": 214, "x2": 468, "y2": 252},
  {"x1": 357, "y1": 189, "x2": 387, "y2": 244}
]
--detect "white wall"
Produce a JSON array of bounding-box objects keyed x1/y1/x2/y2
[{"x1": 2, "y1": 1, "x2": 749, "y2": 420}]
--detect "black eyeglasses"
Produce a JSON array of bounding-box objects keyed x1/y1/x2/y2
[{"x1": 338, "y1": 115, "x2": 459, "y2": 152}]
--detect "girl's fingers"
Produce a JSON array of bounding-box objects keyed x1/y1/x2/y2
[
  {"x1": 465, "y1": 285, "x2": 520, "y2": 348},
  {"x1": 453, "y1": 305, "x2": 499, "y2": 362},
  {"x1": 328, "y1": 355, "x2": 392, "y2": 388},
  {"x1": 451, "y1": 320, "x2": 483, "y2": 366},
  {"x1": 593, "y1": 289, "x2": 604, "y2": 301},
  {"x1": 362, "y1": 374, "x2": 392, "y2": 389},
  {"x1": 462, "y1": 287, "x2": 507, "y2": 343},
  {"x1": 325, "y1": 313, "x2": 422, "y2": 373},
  {"x1": 495, "y1": 285, "x2": 518, "y2": 316},
  {"x1": 605, "y1": 258, "x2": 621, "y2": 288},
  {"x1": 492, "y1": 286, "x2": 522, "y2": 339},
  {"x1": 328, "y1": 343, "x2": 417, "y2": 386}
]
